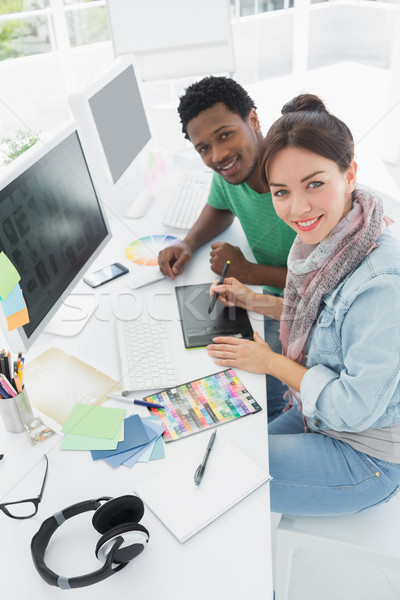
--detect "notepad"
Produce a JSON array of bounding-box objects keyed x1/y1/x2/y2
[{"x1": 135, "y1": 433, "x2": 271, "y2": 543}]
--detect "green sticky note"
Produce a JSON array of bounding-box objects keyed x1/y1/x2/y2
[
  {"x1": 60, "y1": 420, "x2": 125, "y2": 451},
  {"x1": 0, "y1": 252, "x2": 21, "y2": 300},
  {"x1": 62, "y1": 403, "x2": 126, "y2": 439}
]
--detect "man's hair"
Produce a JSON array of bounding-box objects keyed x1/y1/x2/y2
[{"x1": 178, "y1": 76, "x2": 256, "y2": 139}]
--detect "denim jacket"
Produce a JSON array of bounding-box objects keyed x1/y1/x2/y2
[{"x1": 301, "y1": 229, "x2": 400, "y2": 433}]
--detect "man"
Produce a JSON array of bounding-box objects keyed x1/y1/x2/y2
[{"x1": 158, "y1": 76, "x2": 296, "y2": 420}]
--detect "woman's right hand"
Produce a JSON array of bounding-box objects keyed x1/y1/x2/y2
[{"x1": 209, "y1": 277, "x2": 256, "y2": 311}]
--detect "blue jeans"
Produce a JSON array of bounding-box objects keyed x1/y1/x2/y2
[
  {"x1": 268, "y1": 407, "x2": 400, "y2": 515},
  {"x1": 264, "y1": 314, "x2": 288, "y2": 421}
]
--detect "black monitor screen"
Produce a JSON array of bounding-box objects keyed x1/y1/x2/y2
[
  {"x1": 0, "y1": 131, "x2": 108, "y2": 339},
  {"x1": 88, "y1": 65, "x2": 152, "y2": 184}
]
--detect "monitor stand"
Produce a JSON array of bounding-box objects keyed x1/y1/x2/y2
[{"x1": 44, "y1": 294, "x2": 98, "y2": 337}]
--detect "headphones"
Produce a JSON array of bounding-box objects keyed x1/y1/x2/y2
[{"x1": 31, "y1": 495, "x2": 149, "y2": 589}]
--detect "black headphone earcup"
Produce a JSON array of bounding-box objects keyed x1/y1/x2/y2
[
  {"x1": 92, "y1": 495, "x2": 145, "y2": 534},
  {"x1": 95, "y1": 522, "x2": 149, "y2": 564}
]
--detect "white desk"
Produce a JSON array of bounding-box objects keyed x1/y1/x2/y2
[{"x1": 0, "y1": 184, "x2": 273, "y2": 600}]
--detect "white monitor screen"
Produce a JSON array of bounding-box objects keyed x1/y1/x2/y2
[
  {"x1": 88, "y1": 64, "x2": 152, "y2": 185},
  {"x1": 0, "y1": 126, "x2": 110, "y2": 349}
]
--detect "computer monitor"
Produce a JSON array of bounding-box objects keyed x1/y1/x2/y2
[
  {"x1": 68, "y1": 57, "x2": 155, "y2": 219},
  {"x1": 0, "y1": 122, "x2": 111, "y2": 352}
]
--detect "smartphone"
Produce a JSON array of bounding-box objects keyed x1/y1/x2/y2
[{"x1": 83, "y1": 262, "x2": 129, "y2": 288}]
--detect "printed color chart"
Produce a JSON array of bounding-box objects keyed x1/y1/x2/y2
[{"x1": 145, "y1": 369, "x2": 262, "y2": 442}]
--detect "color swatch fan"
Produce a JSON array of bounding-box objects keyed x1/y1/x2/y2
[{"x1": 125, "y1": 234, "x2": 180, "y2": 267}]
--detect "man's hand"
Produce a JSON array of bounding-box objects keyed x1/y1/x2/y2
[
  {"x1": 158, "y1": 241, "x2": 193, "y2": 280},
  {"x1": 209, "y1": 241, "x2": 249, "y2": 278}
]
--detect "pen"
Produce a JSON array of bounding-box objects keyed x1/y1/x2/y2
[
  {"x1": 208, "y1": 260, "x2": 230, "y2": 314},
  {"x1": 109, "y1": 396, "x2": 165, "y2": 410},
  {"x1": 133, "y1": 399, "x2": 165, "y2": 410},
  {"x1": 194, "y1": 430, "x2": 217, "y2": 487}
]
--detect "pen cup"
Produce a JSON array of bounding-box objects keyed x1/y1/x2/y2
[{"x1": 0, "y1": 387, "x2": 35, "y2": 433}]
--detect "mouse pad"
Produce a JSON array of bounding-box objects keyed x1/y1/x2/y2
[{"x1": 175, "y1": 283, "x2": 254, "y2": 349}]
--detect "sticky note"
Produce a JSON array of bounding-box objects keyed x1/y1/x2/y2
[
  {"x1": 91, "y1": 415, "x2": 152, "y2": 459},
  {"x1": 6, "y1": 306, "x2": 29, "y2": 331},
  {"x1": 60, "y1": 420, "x2": 125, "y2": 451},
  {"x1": 62, "y1": 403, "x2": 126, "y2": 439},
  {"x1": 149, "y1": 436, "x2": 165, "y2": 460},
  {"x1": 1, "y1": 284, "x2": 26, "y2": 317},
  {"x1": 0, "y1": 252, "x2": 21, "y2": 300},
  {"x1": 103, "y1": 443, "x2": 148, "y2": 469}
]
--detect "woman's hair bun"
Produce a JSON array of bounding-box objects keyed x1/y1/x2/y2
[{"x1": 281, "y1": 93, "x2": 326, "y2": 115}]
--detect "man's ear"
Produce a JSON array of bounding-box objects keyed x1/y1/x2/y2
[{"x1": 248, "y1": 108, "x2": 261, "y2": 133}]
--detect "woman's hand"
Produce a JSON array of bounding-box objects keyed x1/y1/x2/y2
[
  {"x1": 207, "y1": 332, "x2": 276, "y2": 374},
  {"x1": 209, "y1": 276, "x2": 256, "y2": 311}
]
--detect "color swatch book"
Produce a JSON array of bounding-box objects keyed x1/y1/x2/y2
[
  {"x1": 145, "y1": 368, "x2": 262, "y2": 442},
  {"x1": 135, "y1": 432, "x2": 271, "y2": 543}
]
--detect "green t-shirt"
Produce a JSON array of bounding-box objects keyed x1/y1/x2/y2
[{"x1": 208, "y1": 173, "x2": 296, "y2": 295}]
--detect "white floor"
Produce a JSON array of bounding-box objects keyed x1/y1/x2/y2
[
  {"x1": 270, "y1": 511, "x2": 400, "y2": 600},
  {"x1": 2, "y1": 54, "x2": 400, "y2": 599}
]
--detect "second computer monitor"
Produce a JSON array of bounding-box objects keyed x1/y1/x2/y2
[{"x1": 68, "y1": 57, "x2": 154, "y2": 219}]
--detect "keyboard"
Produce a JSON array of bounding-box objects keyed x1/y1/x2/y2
[
  {"x1": 116, "y1": 317, "x2": 178, "y2": 391},
  {"x1": 163, "y1": 170, "x2": 212, "y2": 230}
]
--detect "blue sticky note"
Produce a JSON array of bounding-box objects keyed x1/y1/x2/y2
[
  {"x1": 1, "y1": 284, "x2": 26, "y2": 317},
  {"x1": 123, "y1": 420, "x2": 165, "y2": 466},
  {"x1": 105, "y1": 443, "x2": 150, "y2": 468},
  {"x1": 142, "y1": 418, "x2": 165, "y2": 437},
  {"x1": 102, "y1": 425, "x2": 159, "y2": 466},
  {"x1": 137, "y1": 440, "x2": 156, "y2": 463},
  {"x1": 91, "y1": 415, "x2": 151, "y2": 460},
  {"x1": 149, "y1": 436, "x2": 165, "y2": 460}
]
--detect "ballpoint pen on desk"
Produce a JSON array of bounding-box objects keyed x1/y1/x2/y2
[
  {"x1": 194, "y1": 430, "x2": 217, "y2": 487},
  {"x1": 208, "y1": 260, "x2": 230, "y2": 314}
]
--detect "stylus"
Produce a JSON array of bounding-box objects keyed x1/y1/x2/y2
[{"x1": 208, "y1": 260, "x2": 231, "y2": 314}]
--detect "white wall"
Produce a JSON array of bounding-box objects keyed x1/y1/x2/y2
[
  {"x1": 308, "y1": 3, "x2": 395, "y2": 69},
  {"x1": 232, "y1": 2, "x2": 398, "y2": 84}
]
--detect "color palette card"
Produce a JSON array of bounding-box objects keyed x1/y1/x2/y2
[{"x1": 144, "y1": 369, "x2": 262, "y2": 442}]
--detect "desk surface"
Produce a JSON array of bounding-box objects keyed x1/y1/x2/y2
[{"x1": 0, "y1": 173, "x2": 273, "y2": 600}]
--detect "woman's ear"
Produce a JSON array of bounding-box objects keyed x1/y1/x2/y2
[{"x1": 345, "y1": 160, "x2": 358, "y2": 191}]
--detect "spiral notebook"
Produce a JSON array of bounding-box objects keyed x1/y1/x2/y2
[{"x1": 134, "y1": 433, "x2": 271, "y2": 543}]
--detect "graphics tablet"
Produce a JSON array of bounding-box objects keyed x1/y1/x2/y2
[{"x1": 175, "y1": 282, "x2": 254, "y2": 349}]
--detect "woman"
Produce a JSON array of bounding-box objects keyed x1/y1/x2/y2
[{"x1": 207, "y1": 94, "x2": 400, "y2": 515}]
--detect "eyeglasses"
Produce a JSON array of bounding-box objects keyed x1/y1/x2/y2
[{"x1": 0, "y1": 454, "x2": 48, "y2": 519}]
